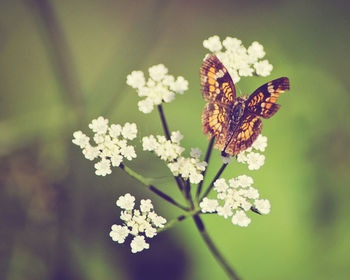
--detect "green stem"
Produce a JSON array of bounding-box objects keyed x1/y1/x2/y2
[
  {"x1": 196, "y1": 137, "x2": 215, "y2": 200},
  {"x1": 200, "y1": 163, "x2": 228, "y2": 202},
  {"x1": 119, "y1": 163, "x2": 188, "y2": 211},
  {"x1": 158, "y1": 209, "x2": 200, "y2": 233},
  {"x1": 193, "y1": 215, "x2": 241, "y2": 280}
]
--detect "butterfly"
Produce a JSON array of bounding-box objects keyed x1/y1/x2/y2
[{"x1": 200, "y1": 54, "x2": 290, "y2": 156}]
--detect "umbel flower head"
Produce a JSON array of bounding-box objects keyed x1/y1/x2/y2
[
  {"x1": 203, "y1": 35, "x2": 273, "y2": 83},
  {"x1": 142, "y1": 131, "x2": 207, "y2": 184},
  {"x1": 72, "y1": 117, "x2": 137, "y2": 176},
  {"x1": 200, "y1": 175, "x2": 271, "y2": 227},
  {"x1": 127, "y1": 64, "x2": 189, "y2": 113},
  {"x1": 109, "y1": 193, "x2": 167, "y2": 253},
  {"x1": 222, "y1": 134, "x2": 268, "y2": 170}
]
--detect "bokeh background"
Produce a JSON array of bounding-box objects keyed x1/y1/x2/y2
[{"x1": 1, "y1": 0, "x2": 350, "y2": 279}]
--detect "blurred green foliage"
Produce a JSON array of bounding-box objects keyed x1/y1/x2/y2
[{"x1": 1, "y1": 0, "x2": 350, "y2": 279}]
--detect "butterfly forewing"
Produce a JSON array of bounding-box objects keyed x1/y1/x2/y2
[
  {"x1": 246, "y1": 77, "x2": 290, "y2": 119},
  {"x1": 200, "y1": 54, "x2": 236, "y2": 105}
]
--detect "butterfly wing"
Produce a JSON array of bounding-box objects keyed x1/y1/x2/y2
[
  {"x1": 224, "y1": 113, "x2": 263, "y2": 155},
  {"x1": 246, "y1": 77, "x2": 290, "y2": 119},
  {"x1": 201, "y1": 102, "x2": 230, "y2": 140},
  {"x1": 200, "y1": 54, "x2": 236, "y2": 105}
]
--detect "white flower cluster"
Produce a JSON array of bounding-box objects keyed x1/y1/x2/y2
[
  {"x1": 109, "y1": 193, "x2": 166, "y2": 253},
  {"x1": 199, "y1": 175, "x2": 271, "y2": 227},
  {"x1": 142, "y1": 131, "x2": 207, "y2": 184},
  {"x1": 236, "y1": 135, "x2": 267, "y2": 170},
  {"x1": 126, "y1": 64, "x2": 189, "y2": 113},
  {"x1": 203, "y1": 35, "x2": 273, "y2": 83},
  {"x1": 72, "y1": 117, "x2": 137, "y2": 176}
]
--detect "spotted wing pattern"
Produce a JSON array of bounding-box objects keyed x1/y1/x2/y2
[
  {"x1": 201, "y1": 103, "x2": 230, "y2": 138},
  {"x1": 246, "y1": 77, "x2": 290, "y2": 119},
  {"x1": 200, "y1": 54, "x2": 236, "y2": 105},
  {"x1": 223, "y1": 114, "x2": 263, "y2": 155}
]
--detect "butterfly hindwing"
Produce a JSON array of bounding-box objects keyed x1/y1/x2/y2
[
  {"x1": 246, "y1": 77, "x2": 290, "y2": 119},
  {"x1": 200, "y1": 54, "x2": 236, "y2": 105},
  {"x1": 225, "y1": 113, "x2": 263, "y2": 155},
  {"x1": 201, "y1": 102, "x2": 230, "y2": 138}
]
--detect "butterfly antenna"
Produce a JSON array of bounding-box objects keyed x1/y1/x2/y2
[{"x1": 236, "y1": 84, "x2": 243, "y2": 97}]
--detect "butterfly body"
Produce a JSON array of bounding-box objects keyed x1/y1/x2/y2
[{"x1": 200, "y1": 54, "x2": 290, "y2": 156}]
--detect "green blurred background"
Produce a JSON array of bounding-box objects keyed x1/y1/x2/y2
[{"x1": 1, "y1": 0, "x2": 350, "y2": 279}]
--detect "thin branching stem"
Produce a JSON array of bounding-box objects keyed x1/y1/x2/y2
[
  {"x1": 157, "y1": 104, "x2": 185, "y2": 191},
  {"x1": 193, "y1": 215, "x2": 241, "y2": 280},
  {"x1": 200, "y1": 163, "x2": 228, "y2": 202},
  {"x1": 158, "y1": 208, "x2": 200, "y2": 233},
  {"x1": 119, "y1": 163, "x2": 188, "y2": 211},
  {"x1": 157, "y1": 104, "x2": 171, "y2": 140},
  {"x1": 196, "y1": 137, "x2": 215, "y2": 200}
]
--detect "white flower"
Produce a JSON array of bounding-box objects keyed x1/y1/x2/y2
[
  {"x1": 202, "y1": 177, "x2": 270, "y2": 227},
  {"x1": 247, "y1": 41, "x2": 265, "y2": 61},
  {"x1": 72, "y1": 131, "x2": 90, "y2": 148},
  {"x1": 190, "y1": 148, "x2": 202, "y2": 159},
  {"x1": 252, "y1": 135, "x2": 268, "y2": 152},
  {"x1": 83, "y1": 145, "x2": 99, "y2": 161},
  {"x1": 110, "y1": 154, "x2": 123, "y2": 167},
  {"x1": 109, "y1": 124, "x2": 122, "y2": 138},
  {"x1": 111, "y1": 196, "x2": 166, "y2": 253},
  {"x1": 236, "y1": 175, "x2": 254, "y2": 188},
  {"x1": 255, "y1": 199, "x2": 271, "y2": 214},
  {"x1": 145, "y1": 226, "x2": 157, "y2": 238},
  {"x1": 199, "y1": 198, "x2": 218, "y2": 213},
  {"x1": 122, "y1": 123, "x2": 137, "y2": 140},
  {"x1": 150, "y1": 214, "x2": 167, "y2": 228},
  {"x1": 120, "y1": 145, "x2": 137, "y2": 161},
  {"x1": 89, "y1": 116, "x2": 109, "y2": 134},
  {"x1": 140, "y1": 199, "x2": 153, "y2": 213},
  {"x1": 116, "y1": 193, "x2": 135, "y2": 210},
  {"x1": 203, "y1": 35, "x2": 222, "y2": 52},
  {"x1": 138, "y1": 98, "x2": 154, "y2": 114},
  {"x1": 170, "y1": 131, "x2": 183, "y2": 144},
  {"x1": 127, "y1": 65, "x2": 189, "y2": 113},
  {"x1": 217, "y1": 203, "x2": 233, "y2": 219},
  {"x1": 109, "y1": 225, "x2": 130, "y2": 243},
  {"x1": 254, "y1": 60, "x2": 273, "y2": 76},
  {"x1": 231, "y1": 210, "x2": 251, "y2": 227},
  {"x1": 247, "y1": 152, "x2": 265, "y2": 170},
  {"x1": 126, "y1": 71, "x2": 146, "y2": 89},
  {"x1": 149, "y1": 64, "x2": 168, "y2": 81},
  {"x1": 203, "y1": 36, "x2": 273, "y2": 83},
  {"x1": 142, "y1": 135, "x2": 158, "y2": 151},
  {"x1": 94, "y1": 158, "x2": 111, "y2": 176},
  {"x1": 214, "y1": 178, "x2": 229, "y2": 192},
  {"x1": 222, "y1": 37, "x2": 242, "y2": 50},
  {"x1": 130, "y1": 236, "x2": 150, "y2": 253},
  {"x1": 73, "y1": 117, "x2": 138, "y2": 175},
  {"x1": 170, "y1": 76, "x2": 189, "y2": 93}
]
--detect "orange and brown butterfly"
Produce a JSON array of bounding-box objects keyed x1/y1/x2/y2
[{"x1": 200, "y1": 54, "x2": 290, "y2": 156}]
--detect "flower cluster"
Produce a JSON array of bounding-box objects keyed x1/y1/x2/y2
[
  {"x1": 127, "y1": 64, "x2": 189, "y2": 113},
  {"x1": 236, "y1": 135, "x2": 267, "y2": 170},
  {"x1": 203, "y1": 35, "x2": 273, "y2": 83},
  {"x1": 199, "y1": 175, "x2": 271, "y2": 227},
  {"x1": 72, "y1": 117, "x2": 137, "y2": 176},
  {"x1": 109, "y1": 193, "x2": 166, "y2": 253},
  {"x1": 142, "y1": 131, "x2": 207, "y2": 183}
]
